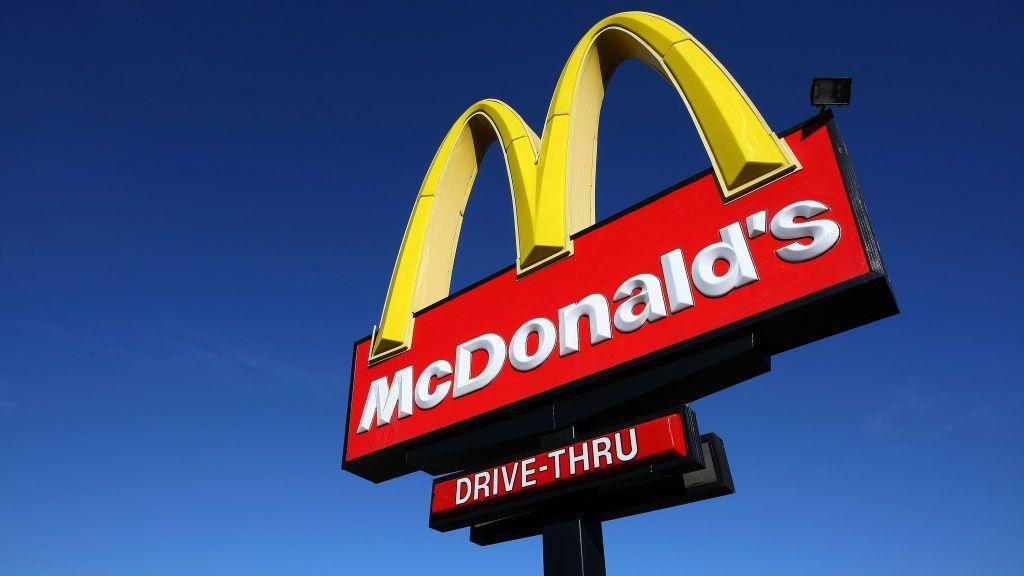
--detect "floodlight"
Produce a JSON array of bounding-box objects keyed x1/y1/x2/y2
[{"x1": 811, "y1": 77, "x2": 852, "y2": 107}]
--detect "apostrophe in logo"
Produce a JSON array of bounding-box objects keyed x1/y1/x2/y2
[{"x1": 371, "y1": 11, "x2": 799, "y2": 362}]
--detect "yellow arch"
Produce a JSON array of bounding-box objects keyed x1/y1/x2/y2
[{"x1": 370, "y1": 11, "x2": 799, "y2": 361}]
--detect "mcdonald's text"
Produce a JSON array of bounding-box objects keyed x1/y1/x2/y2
[{"x1": 358, "y1": 199, "x2": 837, "y2": 434}]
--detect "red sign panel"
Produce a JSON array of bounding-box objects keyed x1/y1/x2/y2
[
  {"x1": 343, "y1": 116, "x2": 891, "y2": 478},
  {"x1": 431, "y1": 413, "x2": 693, "y2": 518}
]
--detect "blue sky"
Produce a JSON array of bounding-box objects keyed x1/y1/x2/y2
[{"x1": 2, "y1": 1, "x2": 1022, "y2": 574}]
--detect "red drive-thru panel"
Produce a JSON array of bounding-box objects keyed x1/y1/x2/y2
[
  {"x1": 431, "y1": 413, "x2": 695, "y2": 519},
  {"x1": 344, "y1": 115, "x2": 895, "y2": 480}
]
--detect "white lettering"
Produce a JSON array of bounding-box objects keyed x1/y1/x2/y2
[
  {"x1": 660, "y1": 249, "x2": 695, "y2": 313},
  {"x1": 358, "y1": 200, "x2": 840, "y2": 434},
  {"x1": 509, "y1": 318, "x2": 557, "y2": 371},
  {"x1": 568, "y1": 443, "x2": 590, "y2": 475},
  {"x1": 453, "y1": 333, "x2": 506, "y2": 398},
  {"x1": 414, "y1": 360, "x2": 452, "y2": 410},
  {"x1": 357, "y1": 366, "x2": 414, "y2": 433},
  {"x1": 745, "y1": 210, "x2": 767, "y2": 238},
  {"x1": 501, "y1": 462, "x2": 519, "y2": 492},
  {"x1": 548, "y1": 448, "x2": 566, "y2": 479},
  {"x1": 558, "y1": 294, "x2": 612, "y2": 356},
  {"x1": 614, "y1": 428, "x2": 638, "y2": 461},
  {"x1": 770, "y1": 200, "x2": 841, "y2": 262},
  {"x1": 591, "y1": 436, "x2": 613, "y2": 468},
  {"x1": 473, "y1": 471, "x2": 490, "y2": 502},
  {"x1": 691, "y1": 222, "x2": 759, "y2": 297},
  {"x1": 521, "y1": 457, "x2": 537, "y2": 487},
  {"x1": 455, "y1": 477, "x2": 472, "y2": 505},
  {"x1": 613, "y1": 273, "x2": 668, "y2": 333}
]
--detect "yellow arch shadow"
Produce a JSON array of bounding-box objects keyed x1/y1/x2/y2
[{"x1": 370, "y1": 11, "x2": 799, "y2": 361}]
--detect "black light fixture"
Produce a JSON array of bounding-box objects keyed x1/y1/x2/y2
[{"x1": 810, "y1": 77, "x2": 852, "y2": 109}]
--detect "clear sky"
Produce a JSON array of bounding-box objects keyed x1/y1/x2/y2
[{"x1": 2, "y1": 1, "x2": 1022, "y2": 574}]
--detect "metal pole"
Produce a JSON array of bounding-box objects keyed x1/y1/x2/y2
[
  {"x1": 542, "y1": 511, "x2": 606, "y2": 576},
  {"x1": 539, "y1": 426, "x2": 607, "y2": 576}
]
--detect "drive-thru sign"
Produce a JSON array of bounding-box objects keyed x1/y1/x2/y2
[
  {"x1": 341, "y1": 10, "x2": 896, "y2": 574},
  {"x1": 431, "y1": 411, "x2": 702, "y2": 519}
]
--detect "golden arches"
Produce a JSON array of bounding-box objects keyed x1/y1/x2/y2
[{"x1": 370, "y1": 11, "x2": 798, "y2": 361}]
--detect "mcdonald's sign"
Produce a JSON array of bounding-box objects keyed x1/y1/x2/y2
[{"x1": 342, "y1": 12, "x2": 896, "y2": 482}]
